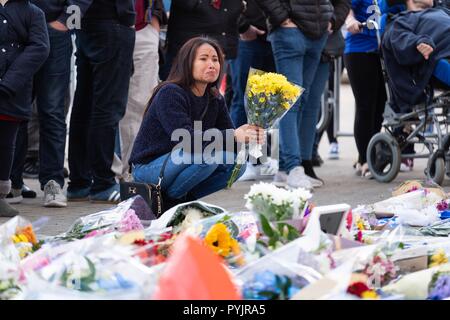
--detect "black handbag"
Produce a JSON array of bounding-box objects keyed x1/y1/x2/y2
[{"x1": 120, "y1": 154, "x2": 170, "y2": 218}]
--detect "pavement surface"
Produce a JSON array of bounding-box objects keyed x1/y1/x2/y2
[{"x1": 1, "y1": 83, "x2": 446, "y2": 236}]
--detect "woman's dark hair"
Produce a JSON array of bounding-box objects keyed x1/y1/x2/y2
[{"x1": 144, "y1": 37, "x2": 225, "y2": 114}]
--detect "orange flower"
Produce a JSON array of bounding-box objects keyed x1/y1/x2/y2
[{"x1": 16, "y1": 225, "x2": 37, "y2": 245}]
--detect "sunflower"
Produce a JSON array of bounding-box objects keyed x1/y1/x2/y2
[{"x1": 204, "y1": 223, "x2": 234, "y2": 257}]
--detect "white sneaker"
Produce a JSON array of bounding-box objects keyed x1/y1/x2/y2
[
  {"x1": 328, "y1": 142, "x2": 339, "y2": 160},
  {"x1": 304, "y1": 175, "x2": 324, "y2": 188},
  {"x1": 259, "y1": 158, "x2": 279, "y2": 176},
  {"x1": 286, "y1": 167, "x2": 313, "y2": 190},
  {"x1": 273, "y1": 171, "x2": 288, "y2": 187},
  {"x1": 43, "y1": 180, "x2": 67, "y2": 208},
  {"x1": 238, "y1": 163, "x2": 259, "y2": 181}
]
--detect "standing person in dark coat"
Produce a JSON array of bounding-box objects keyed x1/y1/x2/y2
[
  {"x1": 67, "y1": 0, "x2": 136, "y2": 203},
  {"x1": 30, "y1": 0, "x2": 92, "y2": 208},
  {"x1": 160, "y1": 0, "x2": 245, "y2": 80},
  {"x1": 0, "y1": 0, "x2": 50, "y2": 217}
]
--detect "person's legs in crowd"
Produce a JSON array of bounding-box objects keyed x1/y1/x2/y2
[
  {"x1": 69, "y1": 22, "x2": 135, "y2": 203},
  {"x1": 269, "y1": 27, "x2": 327, "y2": 189},
  {"x1": 34, "y1": 27, "x2": 73, "y2": 208},
  {"x1": 23, "y1": 102, "x2": 39, "y2": 179},
  {"x1": 6, "y1": 122, "x2": 31, "y2": 204},
  {"x1": 118, "y1": 24, "x2": 160, "y2": 181},
  {"x1": 344, "y1": 52, "x2": 386, "y2": 177},
  {"x1": 300, "y1": 59, "x2": 329, "y2": 184},
  {"x1": 326, "y1": 60, "x2": 339, "y2": 160},
  {"x1": 0, "y1": 121, "x2": 20, "y2": 217}
]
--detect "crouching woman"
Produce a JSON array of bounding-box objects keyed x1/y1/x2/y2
[
  {"x1": 129, "y1": 37, "x2": 264, "y2": 206},
  {"x1": 0, "y1": 0, "x2": 50, "y2": 217}
]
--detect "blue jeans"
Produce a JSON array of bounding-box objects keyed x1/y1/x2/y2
[
  {"x1": 132, "y1": 151, "x2": 246, "y2": 200},
  {"x1": 229, "y1": 38, "x2": 275, "y2": 128},
  {"x1": 68, "y1": 22, "x2": 135, "y2": 193},
  {"x1": 268, "y1": 27, "x2": 327, "y2": 173},
  {"x1": 34, "y1": 26, "x2": 73, "y2": 189},
  {"x1": 302, "y1": 61, "x2": 330, "y2": 160}
]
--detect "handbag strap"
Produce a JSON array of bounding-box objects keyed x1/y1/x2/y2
[{"x1": 156, "y1": 93, "x2": 210, "y2": 188}]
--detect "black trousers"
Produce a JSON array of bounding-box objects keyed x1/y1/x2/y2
[
  {"x1": 0, "y1": 120, "x2": 20, "y2": 182},
  {"x1": 69, "y1": 22, "x2": 135, "y2": 193},
  {"x1": 344, "y1": 52, "x2": 387, "y2": 164},
  {"x1": 10, "y1": 121, "x2": 28, "y2": 189}
]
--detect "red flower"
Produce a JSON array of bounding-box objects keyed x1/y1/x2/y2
[
  {"x1": 133, "y1": 239, "x2": 148, "y2": 246},
  {"x1": 347, "y1": 282, "x2": 371, "y2": 297}
]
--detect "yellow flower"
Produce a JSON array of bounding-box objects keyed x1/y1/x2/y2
[
  {"x1": 429, "y1": 249, "x2": 449, "y2": 268},
  {"x1": 356, "y1": 219, "x2": 366, "y2": 231},
  {"x1": 18, "y1": 234, "x2": 29, "y2": 243},
  {"x1": 361, "y1": 290, "x2": 379, "y2": 299},
  {"x1": 11, "y1": 235, "x2": 21, "y2": 243},
  {"x1": 204, "y1": 223, "x2": 233, "y2": 257}
]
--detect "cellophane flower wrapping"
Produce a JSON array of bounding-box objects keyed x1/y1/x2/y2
[
  {"x1": 0, "y1": 256, "x2": 21, "y2": 300},
  {"x1": 147, "y1": 201, "x2": 226, "y2": 234},
  {"x1": 18, "y1": 236, "x2": 155, "y2": 300},
  {"x1": 0, "y1": 216, "x2": 41, "y2": 261},
  {"x1": 185, "y1": 212, "x2": 261, "y2": 268},
  {"x1": 51, "y1": 197, "x2": 148, "y2": 242}
]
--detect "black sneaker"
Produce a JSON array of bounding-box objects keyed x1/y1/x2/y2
[
  {"x1": 23, "y1": 158, "x2": 39, "y2": 179},
  {"x1": 311, "y1": 154, "x2": 324, "y2": 167},
  {"x1": 22, "y1": 184, "x2": 37, "y2": 199}
]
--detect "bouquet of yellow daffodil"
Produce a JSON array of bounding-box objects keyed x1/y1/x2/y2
[{"x1": 227, "y1": 69, "x2": 303, "y2": 188}]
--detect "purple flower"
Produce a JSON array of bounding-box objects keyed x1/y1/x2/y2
[
  {"x1": 118, "y1": 209, "x2": 144, "y2": 233},
  {"x1": 428, "y1": 274, "x2": 450, "y2": 300}
]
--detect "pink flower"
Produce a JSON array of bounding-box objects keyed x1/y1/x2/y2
[
  {"x1": 118, "y1": 209, "x2": 144, "y2": 233},
  {"x1": 84, "y1": 229, "x2": 109, "y2": 238}
]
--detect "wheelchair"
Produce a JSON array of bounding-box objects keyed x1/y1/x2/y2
[{"x1": 367, "y1": 89, "x2": 450, "y2": 185}]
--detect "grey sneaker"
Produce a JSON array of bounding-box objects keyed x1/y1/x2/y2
[
  {"x1": 5, "y1": 188, "x2": 23, "y2": 204},
  {"x1": 0, "y1": 199, "x2": 19, "y2": 217},
  {"x1": 43, "y1": 180, "x2": 67, "y2": 208}
]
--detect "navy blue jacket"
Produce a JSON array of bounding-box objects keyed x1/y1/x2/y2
[
  {"x1": 382, "y1": 8, "x2": 450, "y2": 110},
  {"x1": 130, "y1": 83, "x2": 235, "y2": 165},
  {"x1": 31, "y1": 0, "x2": 135, "y2": 27},
  {"x1": 0, "y1": 0, "x2": 50, "y2": 120}
]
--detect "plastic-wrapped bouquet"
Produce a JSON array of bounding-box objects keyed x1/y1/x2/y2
[
  {"x1": 227, "y1": 69, "x2": 304, "y2": 188},
  {"x1": 0, "y1": 217, "x2": 42, "y2": 260},
  {"x1": 245, "y1": 182, "x2": 312, "y2": 221}
]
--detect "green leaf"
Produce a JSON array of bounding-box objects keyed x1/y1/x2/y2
[{"x1": 259, "y1": 214, "x2": 275, "y2": 238}]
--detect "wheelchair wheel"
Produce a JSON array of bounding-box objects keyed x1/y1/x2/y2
[
  {"x1": 426, "y1": 152, "x2": 445, "y2": 185},
  {"x1": 442, "y1": 134, "x2": 450, "y2": 178},
  {"x1": 367, "y1": 132, "x2": 401, "y2": 183}
]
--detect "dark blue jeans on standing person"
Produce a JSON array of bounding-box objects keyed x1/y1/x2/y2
[
  {"x1": 34, "y1": 26, "x2": 73, "y2": 190},
  {"x1": 268, "y1": 27, "x2": 327, "y2": 173},
  {"x1": 132, "y1": 150, "x2": 246, "y2": 200},
  {"x1": 302, "y1": 60, "x2": 331, "y2": 161},
  {"x1": 229, "y1": 38, "x2": 275, "y2": 128},
  {"x1": 68, "y1": 22, "x2": 135, "y2": 196}
]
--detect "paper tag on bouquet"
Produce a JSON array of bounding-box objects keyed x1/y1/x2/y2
[{"x1": 248, "y1": 141, "x2": 263, "y2": 159}]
